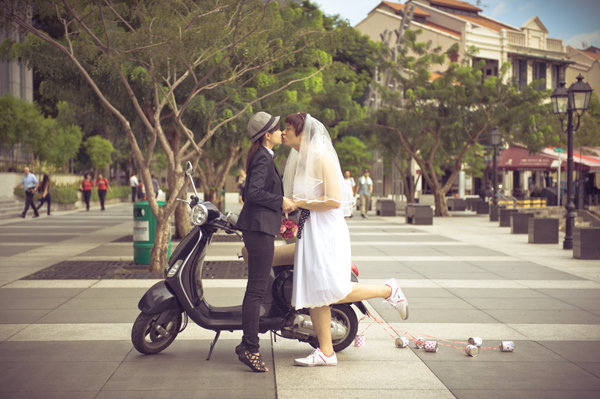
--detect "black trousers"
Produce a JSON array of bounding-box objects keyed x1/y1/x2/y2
[
  {"x1": 22, "y1": 191, "x2": 39, "y2": 217},
  {"x1": 131, "y1": 187, "x2": 137, "y2": 202},
  {"x1": 241, "y1": 230, "x2": 275, "y2": 353},
  {"x1": 98, "y1": 189, "x2": 107, "y2": 210},
  {"x1": 37, "y1": 194, "x2": 51, "y2": 215},
  {"x1": 83, "y1": 190, "x2": 91, "y2": 210}
]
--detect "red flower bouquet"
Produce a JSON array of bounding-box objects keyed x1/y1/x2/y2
[{"x1": 280, "y1": 218, "x2": 298, "y2": 240}]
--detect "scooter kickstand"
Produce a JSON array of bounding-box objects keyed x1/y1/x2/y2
[{"x1": 206, "y1": 330, "x2": 221, "y2": 361}]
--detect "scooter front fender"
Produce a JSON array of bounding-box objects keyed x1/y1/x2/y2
[{"x1": 138, "y1": 281, "x2": 182, "y2": 314}]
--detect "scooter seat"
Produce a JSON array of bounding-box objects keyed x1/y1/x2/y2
[{"x1": 241, "y1": 243, "x2": 295, "y2": 267}]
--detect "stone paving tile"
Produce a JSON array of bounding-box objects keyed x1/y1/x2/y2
[
  {"x1": 447, "y1": 288, "x2": 550, "y2": 298},
  {"x1": 97, "y1": 390, "x2": 274, "y2": 399},
  {"x1": 349, "y1": 234, "x2": 455, "y2": 242},
  {"x1": 418, "y1": 271, "x2": 506, "y2": 280},
  {"x1": 539, "y1": 341, "x2": 600, "y2": 362},
  {"x1": 0, "y1": 309, "x2": 52, "y2": 324},
  {"x1": 493, "y1": 271, "x2": 584, "y2": 280},
  {"x1": 436, "y1": 246, "x2": 507, "y2": 256},
  {"x1": 0, "y1": 288, "x2": 85, "y2": 298},
  {"x1": 422, "y1": 361, "x2": 600, "y2": 391},
  {"x1": 106, "y1": 341, "x2": 275, "y2": 395},
  {"x1": 0, "y1": 245, "x2": 44, "y2": 256},
  {"x1": 0, "y1": 361, "x2": 120, "y2": 393},
  {"x1": 576, "y1": 362, "x2": 600, "y2": 379},
  {"x1": 450, "y1": 389, "x2": 600, "y2": 399},
  {"x1": 406, "y1": 261, "x2": 489, "y2": 273},
  {"x1": 0, "y1": 234, "x2": 75, "y2": 243},
  {"x1": 484, "y1": 309, "x2": 600, "y2": 324},
  {"x1": 0, "y1": 340, "x2": 132, "y2": 362},
  {"x1": 0, "y1": 296, "x2": 71, "y2": 310},
  {"x1": 36, "y1": 308, "x2": 139, "y2": 324},
  {"x1": 1, "y1": 392, "x2": 97, "y2": 399},
  {"x1": 464, "y1": 296, "x2": 580, "y2": 310}
]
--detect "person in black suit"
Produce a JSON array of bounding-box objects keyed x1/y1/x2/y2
[{"x1": 235, "y1": 111, "x2": 296, "y2": 372}]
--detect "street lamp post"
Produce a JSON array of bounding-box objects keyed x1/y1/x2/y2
[
  {"x1": 550, "y1": 74, "x2": 593, "y2": 249},
  {"x1": 489, "y1": 126, "x2": 502, "y2": 221}
]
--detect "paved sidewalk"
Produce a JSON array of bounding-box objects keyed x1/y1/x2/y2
[{"x1": 1, "y1": 203, "x2": 600, "y2": 398}]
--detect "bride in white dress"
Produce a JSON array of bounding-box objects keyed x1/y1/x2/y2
[{"x1": 282, "y1": 112, "x2": 409, "y2": 367}]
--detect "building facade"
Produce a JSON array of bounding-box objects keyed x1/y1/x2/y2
[
  {"x1": 0, "y1": 3, "x2": 34, "y2": 169},
  {"x1": 356, "y1": 0, "x2": 571, "y2": 90},
  {"x1": 355, "y1": 0, "x2": 579, "y2": 199}
]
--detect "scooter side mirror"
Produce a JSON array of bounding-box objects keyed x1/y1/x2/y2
[{"x1": 184, "y1": 161, "x2": 200, "y2": 198}]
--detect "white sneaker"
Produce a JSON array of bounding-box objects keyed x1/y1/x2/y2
[
  {"x1": 294, "y1": 348, "x2": 337, "y2": 367},
  {"x1": 384, "y1": 278, "x2": 409, "y2": 320}
]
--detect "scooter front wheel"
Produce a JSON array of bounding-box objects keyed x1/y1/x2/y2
[{"x1": 131, "y1": 311, "x2": 182, "y2": 355}]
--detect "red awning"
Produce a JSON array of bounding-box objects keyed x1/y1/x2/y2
[
  {"x1": 496, "y1": 146, "x2": 556, "y2": 171},
  {"x1": 542, "y1": 147, "x2": 600, "y2": 172}
]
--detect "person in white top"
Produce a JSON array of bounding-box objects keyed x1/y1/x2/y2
[
  {"x1": 129, "y1": 173, "x2": 139, "y2": 202},
  {"x1": 343, "y1": 170, "x2": 355, "y2": 217},
  {"x1": 356, "y1": 169, "x2": 373, "y2": 218},
  {"x1": 282, "y1": 112, "x2": 408, "y2": 367}
]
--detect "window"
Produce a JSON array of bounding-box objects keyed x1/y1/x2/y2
[
  {"x1": 551, "y1": 64, "x2": 562, "y2": 89},
  {"x1": 533, "y1": 62, "x2": 546, "y2": 91}
]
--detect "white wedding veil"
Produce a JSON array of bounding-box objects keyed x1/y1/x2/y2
[{"x1": 283, "y1": 114, "x2": 355, "y2": 216}]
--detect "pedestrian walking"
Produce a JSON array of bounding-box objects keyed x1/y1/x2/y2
[
  {"x1": 357, "y1": 169, "x2": 373, "y2": 218},
  {"x1": 129, "y1": 173, "x2": 139, "y2": 202},
  {"x1": 80, "y1": 173, "x2": 93, "y2": 211},
  {"x1": 282, "y1": 112, "x2": 408, "y2": 367},
  {"x1": 35, "y1": 174, "x2": 51, "y2": 216},
  {"x1": 96, "y1": 173, "x2": 111, "y2": 211},
  {"x1": 343, "y1": 170, "x2": 355, "y2": 218},
  {"x1": 14, "y1": 166, "x2": 39, "y2": 218},
  {"x1": 235, "y1": 111, "x2": 296, "y2": 372}
]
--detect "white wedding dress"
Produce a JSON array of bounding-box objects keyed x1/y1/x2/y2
[{"x1": 291, "y1": 179, "x2": 353, "y2": 310}]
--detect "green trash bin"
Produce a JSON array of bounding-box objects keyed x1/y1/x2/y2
[{"x1": 133, "y1": 201, "x2": 172, "y2": 265}]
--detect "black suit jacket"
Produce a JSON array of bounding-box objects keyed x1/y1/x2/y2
[{"x1": 236, "y1": 146, "x2": 283, "y2": 236}]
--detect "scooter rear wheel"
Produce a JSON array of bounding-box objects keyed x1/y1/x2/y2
[
  {"x1": 308, "y1": 304, "x2": 358, "y2": 352},
  {"x1": 131, "y1": 311, "x2": 182, "y2": 355}
]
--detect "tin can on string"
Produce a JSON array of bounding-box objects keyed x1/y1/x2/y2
[
  {"x1": 465, "y1": 344, "x2": 479, "y2": 357},
  {"x1": 415, "y1": 337, "x2": 425, "y2": 349},
  {"x1": 424, "y1": 340, "x2": 438, "y2": 352},
  {"x1": 500, "y1": 341, "x2": 514, "y2": 352},
  {"x1": 395, "y1": 337, "x2": 410, "y2": 348},
  {"x1": 354, "y1": 335, "x2": 365, "y2": 347},
  {"x1": 468, "y1": 337, "x2": 483, "y2": 347}
]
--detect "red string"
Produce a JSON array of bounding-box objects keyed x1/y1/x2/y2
[{"x1": 358, "y1": 310, "x2": 502, "y2": 352}]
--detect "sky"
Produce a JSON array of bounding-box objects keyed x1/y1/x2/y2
[{"x1": 314, "y1": 0, "x2": 600, "y2": 48}]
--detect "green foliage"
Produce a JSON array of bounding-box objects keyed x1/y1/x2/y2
[
  {"x1": 83, "y1": 136, "x2": 115, "y2": 171},
  {"x1": 0, "y1": 95, "x2": 82, "y2": 167},
  {"x1": 575, "y1": 94, "x2": 600, "y2": 148},
  {"x1": 334, "y1": 136, "x2": 372, "y2": 177}
]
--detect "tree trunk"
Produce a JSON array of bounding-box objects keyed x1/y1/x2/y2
[
  {"x1": 149, "y1": 211, "x2": 171, "y2": 273},
  {"x1": 168, "y1": 168, "x2": 190, "y2": 239},
  {"x1": 433, "y1": 187, "x2": 449, "y2": 217}
]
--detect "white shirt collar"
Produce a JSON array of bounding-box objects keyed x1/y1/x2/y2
[{"x1": 263, "y1": 146, "x2": 274, "y2": 157}]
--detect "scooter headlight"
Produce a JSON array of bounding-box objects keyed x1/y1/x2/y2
[{"x1": 190, "y1": 203, "x2": 208, "y2": 226}]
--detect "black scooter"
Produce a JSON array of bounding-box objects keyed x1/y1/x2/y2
[{"x1": 131, "y1": 162, "x2": 368, "y2": 359}]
